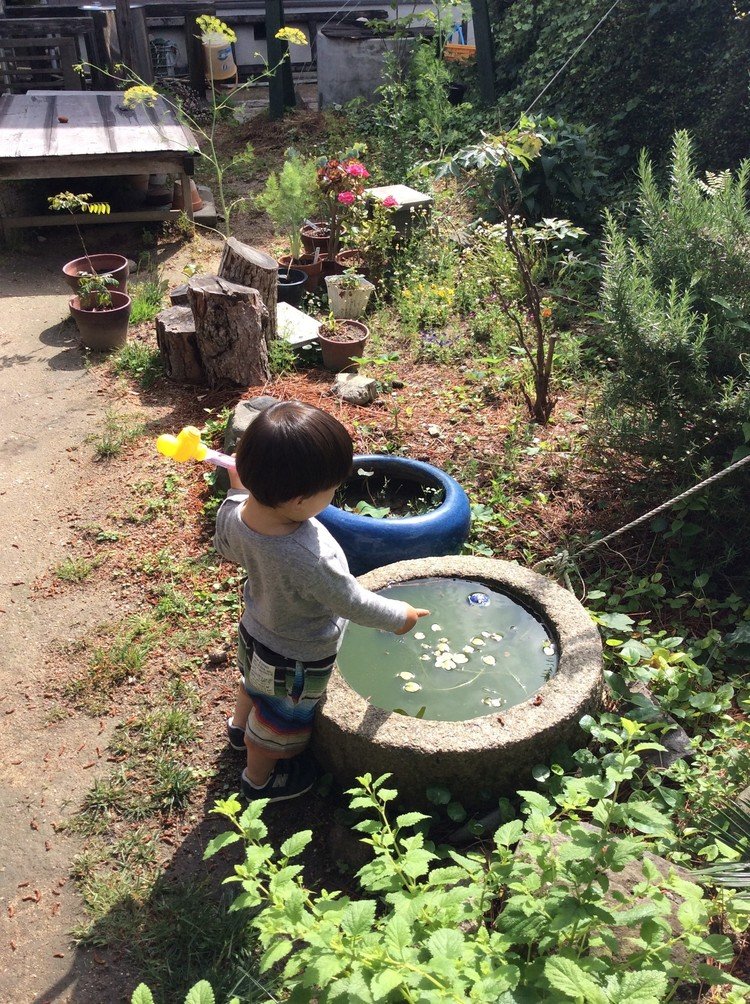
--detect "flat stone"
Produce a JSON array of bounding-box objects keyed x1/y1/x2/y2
[
  {"x1": 332, "y1": 373, "x2": 378, "y2": 406},
  {"x1": 215, "y1": 395, "x2": 279, "y2": 493},
  {"x1": 313, "y1": 556, "x2": 604, "y2": 808},
  {"x1": 278, "y1": 301, "x2": 321, "y2": 347},
  {"x1": 367, "y1": 183, "x2": 433, "y2": 212},
  {"x1": 626, "y1": 682, "x2": 693, "y2": 769}
]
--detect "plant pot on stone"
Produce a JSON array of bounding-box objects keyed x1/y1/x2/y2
[
  {"x1": 325, "y1": 271, "x2": 375, "y2": 320},
  {"x1": 50, "y1": 191, "x2": 130, "y2": 295},
  {"x1": 256, "y1": 150, "x2": 321, "y2": 292},
  {"x1": 317, "y1": 313, "x2": 368, "y2": 371},
  {"x1": 69, "y1": 272, "x2": 132, "y2": 351}
]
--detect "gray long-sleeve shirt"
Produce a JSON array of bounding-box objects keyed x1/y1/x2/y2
[{"x1": 214, "y1": 490, "x2": 408, "y2": 661}]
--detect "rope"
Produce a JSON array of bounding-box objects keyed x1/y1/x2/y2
[
  {"x1": 533, "y1": 451, "x2": 750, "y2": 579},
  {"x1": 522, "y1": 0, "x2": 625, "y2": 117}
]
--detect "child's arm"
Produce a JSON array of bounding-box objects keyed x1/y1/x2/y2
[{"x1": 303, "y1": 561, "x2": 429, "y2": 635}]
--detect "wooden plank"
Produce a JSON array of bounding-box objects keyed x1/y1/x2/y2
[
  {"x1": 0, "y1": 151, "x2": 191, "y2": 180},
  {"x1": 0, "y1": 17, "x2": 95, "y2": 36},
  {"x1": 2, "y1": 207, "x2": 182, "y2": 228}
]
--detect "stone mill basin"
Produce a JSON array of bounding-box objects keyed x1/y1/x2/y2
[{"x1": 313, "y1": 557, "x2": 604, "y2": 807}]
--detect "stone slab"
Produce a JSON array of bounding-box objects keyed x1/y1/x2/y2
[
  {"x1": 366, "y1": 183, "x2": 434, "y2": 210},
  {"x1": 277, "y1": 301, "x2": 321, "y2": 347},
  {"x1": 332, "y1": 372, "x2": 378, "y2": 405}
]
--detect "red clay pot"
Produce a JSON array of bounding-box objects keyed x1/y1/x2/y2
[
  {"x1": 69, "y1": 290, "x2": 132, "y2": 352},
  {"x1": 62, "y1": 254, "x2": 129, "y2": 294}
]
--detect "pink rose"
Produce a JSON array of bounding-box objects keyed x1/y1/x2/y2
[
  {"x1": 337, "y1": 191, "x2": 356, "y2": 205},
  {"x1": 346, "y1": 162, "x2": 369, "y2": 178},
  {"x1": 382, "y1": 195, "x2": 399, "y2": 208}
]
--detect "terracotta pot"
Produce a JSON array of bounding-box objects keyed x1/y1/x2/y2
[
  {"x1": 300, "y1": 222, "x2": 332, "y2": 256},
  {"x1": 317, "y1": 319, "x2": 369, "y2": 371},
  {"x1": 277, "y1": 267, "x2": 308, "y2": 308},
  {"x1": 172, "y1": 179, "x2": 204, "y2": 212},
  {"x1": 62, "y1": 254, "x2": 129, "y2": 294},
  {"x1": 69, "y1": 291, "x2": 132, "y2": 352},
  {"x1": 278, "y1": 253, "x2": 323, "y2": 293},
  {"x1": 321, "y1": 258, "x2": 345, "y2": 279},
  {"x1": 335, "y1": 249, "x2": 370, "y2": 280}
]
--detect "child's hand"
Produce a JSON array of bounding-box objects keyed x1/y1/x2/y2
[
  {"x1": 394, "y1": 605, "x2": 430, "y2": 635},
  {"x1": 227, "y1": 458, "x2": 247, "y2": 491}
]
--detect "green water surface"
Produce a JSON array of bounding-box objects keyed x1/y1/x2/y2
[{"x1": 337, "y1": 578, "x2": 559, "y2": 721}]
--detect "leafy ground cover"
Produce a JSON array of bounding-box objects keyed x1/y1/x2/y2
[{"x1": 38, "y1": 85, "x2": 750, "y2": 1002}]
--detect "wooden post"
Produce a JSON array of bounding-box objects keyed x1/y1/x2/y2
[
  {"x1": 469, "y1": 0, "x2": 496, "y2": 106},
  {"x1": 218, "y1": 238, "x2": 278, "y2": 346},
  {"x1": 114, "y1": 0, "x2": 153, "y2": 83},
  {"x1": 185, "y1": 9, "x2": 210, "y2": 97},
  {"x1": 265, "y1": 0, "x2": 295, "y2": 120},
  {"x1": 188, "y1": 276, "x2": 270, "y2": 388}
]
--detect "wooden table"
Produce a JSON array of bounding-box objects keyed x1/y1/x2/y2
[{"x1": 0, "y1": 90, "x2": 200, "y2": 232}]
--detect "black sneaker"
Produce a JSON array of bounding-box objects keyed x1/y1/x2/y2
[
  {"x1": 226, "y1": 717, "x2": 246, "y2": 751},
  {"x1": 241, "y1": 758, "x2": 316, "y2": 803}
]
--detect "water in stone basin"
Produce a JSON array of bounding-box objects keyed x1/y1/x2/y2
[{"x1": 337, "y1": 577, "x2": 559, "y2": 721}]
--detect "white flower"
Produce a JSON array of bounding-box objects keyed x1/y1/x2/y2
[
  {"x1": 481, "y1": 655, "x2": 496, "y2": 666},
  {"x1": 471, "y1": 637, "x2": 486, "y2": 647},
  {"x1": 452, "y1": 654, "x2": 468, "y2": 665},
  {"x1": 403, "y1": 681, "x2": 422, "y2": 692},
  {"x1": 481, "y1": 631, "x2": 491, "y2": 638},
  {"x1": 397, "y1": 671, "x2": 415, "y2": 680},
  {"x1": 463, "y1": 645, "x2": 475, "y2": 654},
  {"x1": 431, "y1": 624, "x2": 443, "y2": 632},
  {"x1": 414, "y1": 632, "x2": 425, "y2": 640},
  {"x1": 420, "y1": 654, "x2": 431, "y2": 661},
  {"x1": 482, "y1": 696, "x2": 502, "y2": 707},
  {"x1": 435, "y1": 653, "x2": 457, "y2": 670}
]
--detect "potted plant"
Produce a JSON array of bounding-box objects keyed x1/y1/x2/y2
[
  {"x1": 49, "y1": 191, "x2": 129, "y2": 294},
  {"x1": 317, "y1": 311, "x2": 369, "y2": 371},
  {"x1": 277, "y1": 266, "x2": 308, "y2": 307},
  {"x1": 312, "y1": 150, "x2": 370, "y2": 264},
  {"x1": 256, "y1": 149, "x2": 322, "y2": 291},
  {"x1": 69, "y1": 272, "x2": 132, "y2": 351},
  {"x1": 317, "y1": 455, "x2": 471, "y2": 575},
  {"x1": 325, "y1": 270, "x2": 375, "y2": 320},
  {"x1": 336, "y1": 196, "x2": 400, "y2": 285}
]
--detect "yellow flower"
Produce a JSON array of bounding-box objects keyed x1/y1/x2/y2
[
  {"x1": 197, "y1": 14, "x2": 237, "y2": 44},
  {"x1": 275, "y1": 27, "x2": 307, "y2": 46},
  {"x1": 123, "y1": 85, "x2": 159, "y2": 109},
  {"x1": 402, "y1": 289, "x2": 412, "y2": 298}
]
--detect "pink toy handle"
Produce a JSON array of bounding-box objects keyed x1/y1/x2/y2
[{"x1": 205, "y1": 449, "x2": 236, "y2": 471}]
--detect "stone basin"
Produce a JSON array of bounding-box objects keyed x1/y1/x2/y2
[{"x1": 313, "y1": 556, "x2": 603, "y2": 807}]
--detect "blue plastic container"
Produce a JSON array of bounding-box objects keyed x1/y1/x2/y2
[{"x1": 318, "y1": 454, "x2": 472, "y2": 576}]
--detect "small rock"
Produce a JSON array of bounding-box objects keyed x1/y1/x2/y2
[
  {"x1": 332, "y1": 373, "x2": 378, "y2": 406},
  {"x1": 207, "y1": 649, "x2": 228, "y2": 666},
  {"x1": 427, "y1": 424, "x2": 442, "y2": 437}
]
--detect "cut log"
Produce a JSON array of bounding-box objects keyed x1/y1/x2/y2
[
  {"x1": 218, "y1": 238, "x2": 278, "y2": 346},
  {"x1": 155, "y1": 305, "x2": 205, "y2": 385},
  {"x1": 188, "y1": 276, "x2": 270, "y2": 388}
]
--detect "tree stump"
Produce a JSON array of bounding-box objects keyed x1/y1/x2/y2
[
  {"x1": 218, "y1": 238, "x2": 278, "y2": 346},
  {"x1": 188, "y1": 276, "x2": 270, "y2": 388},
  {"x1": 155, "y1": 305, "x2": 205, "y2": 384}
]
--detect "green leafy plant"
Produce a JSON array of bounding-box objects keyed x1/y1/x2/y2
[
  {"x1": 203, "y1": 723, "x2": 748, "y2": 1002},
  {"x1": 256, "y1": 148, "x2": 318, "y2": 261},
  {"x1": 48, "y1": 191, "x2": 111, "y2": 277}
]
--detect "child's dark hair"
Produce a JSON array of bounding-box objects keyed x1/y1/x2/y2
[{"x1": 235, "y1": 401, "x2": 353, "y2": 506}]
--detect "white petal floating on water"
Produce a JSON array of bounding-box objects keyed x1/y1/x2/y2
[
  {"x1": 453, "y1": 654, "x2": 468, "y2": 665},
  {"x1": 414, "y1": 632, "x2": 425, "y2": 640},
  {"x1": 421, "y1": 643, "x2": 431, "y2": 650},
  {"x1": 471, "y1": 637, "x2": 486, "y2": 647},
  {"x1": 435, "y1": 641, "x2": 450, "y2": 653},
  {"x1": 481, "y1": 631, "x2": 491, "y2": 638},
  {"x1": 397, "y1": 671, "x2": 415, "y2": 681},
  {"x1": 431, "y1": 624, "x2": 443, "y2": 632},
  {"x1": 482, "y1": 655, "x2": 497, "y2": 666},
  {"x1": 419, "y1": 654, "x2": 431, "y2": 661},
  {"x1": 463, "y1": 645, "x2": 475, "y2": 654},
  {"x1": 403, "y1": 681, "x2": 422, "y2": 692},
  {"x1": 435, "y1": 653, "x2": 457, "y2": 671},
  {"x1": 482, "y1": 697, "x2": 503, "y2": 708},
  {"x1": 491, "y1": 633, "x2": 502, "y2": 641},
  {"x1": 438, "y1": 637, "x2": 449, "y2": 643},
  {"x1": 543, "y1": 645, "x2": 555, "y2": 656}
]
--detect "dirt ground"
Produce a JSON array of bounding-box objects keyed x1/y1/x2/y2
[{"x1": 0, "y1": 228, "x2": 210, "y2": 1004}]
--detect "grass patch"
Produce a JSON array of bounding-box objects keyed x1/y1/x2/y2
[
  {"x1": 64, "y1": 614, "x2": 159, "y2": 710},
  {"x1": 112, "y1": 341, "x2": 164, "y2": 388},
  {"x1": 54, "y1": 555, "x2": 100, "y2": 583},
  {"x1": 128, "y1": 279, "x2": 168, "y2": 325},
  {"x1": 89, "y1": 410, "x2": 145, "y2": 460}
]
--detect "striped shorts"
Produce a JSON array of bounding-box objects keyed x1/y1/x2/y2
[{"x1": 238, "y1": 623, "x2": 335, "y2": 757}]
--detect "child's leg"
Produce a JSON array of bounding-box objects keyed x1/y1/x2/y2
[
  {"x1": 244, "y1": 744, "x2": 280, "y2": 787},
  {"x1": 233, "y1": 678, "x2": 252, "y2": 729}
]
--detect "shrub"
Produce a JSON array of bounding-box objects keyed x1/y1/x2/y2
[{"x1": 599, "y1": 130, "x2": 750, "y2": 468}]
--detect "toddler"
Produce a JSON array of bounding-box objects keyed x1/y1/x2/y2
[{"x1": 214, "y1": 400, "x2": 429, "y2": 802}]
